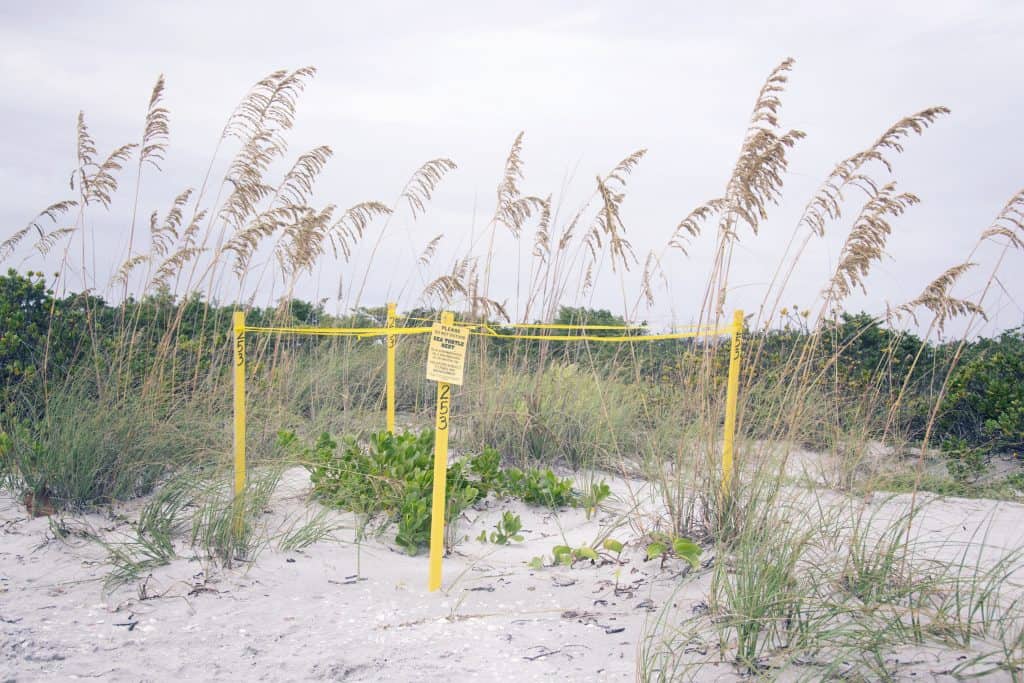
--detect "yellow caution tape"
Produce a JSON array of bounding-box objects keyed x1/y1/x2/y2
[
  {"x1": 243, "y1": 325, "x2": 433, "y2": 338},
  {"x1": 490, "y1": 323, "x2": 646, "y2": 330},
  {"x1": 468, "y1": 327, "x2": 731, "y2": 343},
  {"x1": 242, "y1": 323, "x2": 732, "y2": 342},
  {"x1": 401, "y1": 316, "x2": 645, "y2": 331}
]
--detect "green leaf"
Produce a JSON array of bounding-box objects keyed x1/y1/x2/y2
[
  {"x1": 576, "y1": 546, "x2": 598, "y2": 561},
  {"x1": 528, "y1": 556, "x2": 544, "y2": 570},
  {"x1": 602, "y1": 538, "x2": 623, "y2": 554},
  {"x1": 553, "y1": 545, "x2": 574, "y2": 565},
  {"x1": 672, "y1": 537, "x2": 700, "y2": 554},
  {"x1": 673, "y1": 538, "x2": 702, "y2": 568},
  {"x1": 646, "y1": 542, "x2": 666, "y2": 561}
]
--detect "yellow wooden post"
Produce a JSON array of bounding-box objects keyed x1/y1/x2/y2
[
  {"x1": 428, "y1": 311, "x2": 454, "y2": 592},
  {"x1": 386, "y1": 302, "x2": 397, "y2": 434},
  {"x1": 721, "y1": 309, "x2": 744, "y2": 495},
  {"x1": 232, "y1": 310, "x2": 247, "y2": 496}
]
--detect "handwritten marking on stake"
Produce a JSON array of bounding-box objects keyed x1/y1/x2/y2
[
  {"x1": 235, "y1": 331, "x2": 245, "y2": 366},
  {"x1": 426, "y1": 322, "x2": 469, "y2": 385},
  {"x1": 437, "y1": 384, "x2": 450, "y2": 431}
]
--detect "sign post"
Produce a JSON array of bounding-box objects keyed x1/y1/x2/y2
[
  {"x1": 426, "y1": 311, "x2": 469, "y2": 592},
  {"x1": 385, "y1": 302, "x2": 397, "y2": 434},
  {"x1": 233, "y1": 310, "x2": 247, "y2": 496},
  {"x1": 721, "y1": 309, "x2": 744, "y2": 496}
]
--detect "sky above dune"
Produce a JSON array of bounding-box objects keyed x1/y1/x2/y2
[{"x1": 1, "y1": 1, "x2": 1021, "y2": 335}]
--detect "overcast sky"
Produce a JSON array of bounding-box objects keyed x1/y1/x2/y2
[{"x1": 1, "y1": 1, "x2": 1021, "y2": 335}]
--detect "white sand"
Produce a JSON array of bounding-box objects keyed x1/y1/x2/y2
[
  {"x1": 1, "y1": 469, "x2": 700, "y2": 681},
  {"x1": 3, "y1": 467, "x2": 1024, "y2": 681}
]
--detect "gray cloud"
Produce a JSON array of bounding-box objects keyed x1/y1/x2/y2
[{"x1": 1, "y1": 0, "x2": 1021, "y2": 335}]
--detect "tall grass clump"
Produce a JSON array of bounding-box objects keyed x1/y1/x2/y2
[
  {"x1": 642, "y1": 492, "x2": 1024, "y2": 680},
  {"x1": 100, "y1": 473, "x2": 196, "y2": 589},
  {"x1": 463, "y1": 362, "x2": 647, "y2": 469},
  {"x1": 5, "y1": 386, "x2": 221, "y2": 509},
  {"x1": 190, "y1": 466, "x2": 284, "y2": 567}
]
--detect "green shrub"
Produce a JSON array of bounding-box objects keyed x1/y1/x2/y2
[
  {"x1": 939, "y1": 328, "x2": 1024, "y2": 452},
  {"x1": 297, "y1": 428, "x2": 597, "y2": 554},
  {"x1": 941, "y1": 436, "x2": 989, "y2": 482},
  {"x1": 471, "y1": 450, "x2": 578, "y2": 508},
  {"x1": 0, "y1": 269, "x2": 53, "y2": 391},
  {"x1": 477, "y1": 511, "x2": 524, "y2": 545},
  {"x1": 296, "y1": 428, "x2": 482, "y2": 554}
]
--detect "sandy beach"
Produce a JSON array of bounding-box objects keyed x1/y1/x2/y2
[
  {"x1": 2, "y1": 469, "x2": 699, "y2": 681},
  {"x1": 4, "y1": 464, "x2": 1024, "y2": 681}
]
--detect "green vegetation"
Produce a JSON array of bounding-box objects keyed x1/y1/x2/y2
[
  {"x1": 942, "y1": 329, "x2": 1024, "y2": 450},
  {"x1": 3, "y1": 272, "x2": 1020, "y2": 518},
  {"x1": 99, "y1": 466, "x2": 286, "y2": 588},
  {"x1": 528, "y1": 534, "x2": 645, "y2": 569},
  {"x1": 2, "y1": 266, "x2": 1019, "y2": 515},
  {"x1": 644, "y1": 532, "x2": 702, "y2": 569},
  {"x1": 290, "y1": 427, "x2": 594, "y2": 554},
  {"x1": 477, "y1": 511, "x2": 524, "y2": 545}
]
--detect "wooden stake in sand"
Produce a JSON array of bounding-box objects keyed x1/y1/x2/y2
[
  {"x1": 233, "y1": 310, "x2": 247, "y2": 496},
  {"x1": 721, "y1": 309, "x2": 744, "y2": 496},
  {"x1": 426, "y1": 311, "x2": 468, "y2": 591},
  {"x1": 385, "y1": 302, "x2": 397, "y2": 434}
]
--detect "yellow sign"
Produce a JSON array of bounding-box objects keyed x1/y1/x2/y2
[{"x1": 426, "y1": 322, "x2": 469, "y2": 385}]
